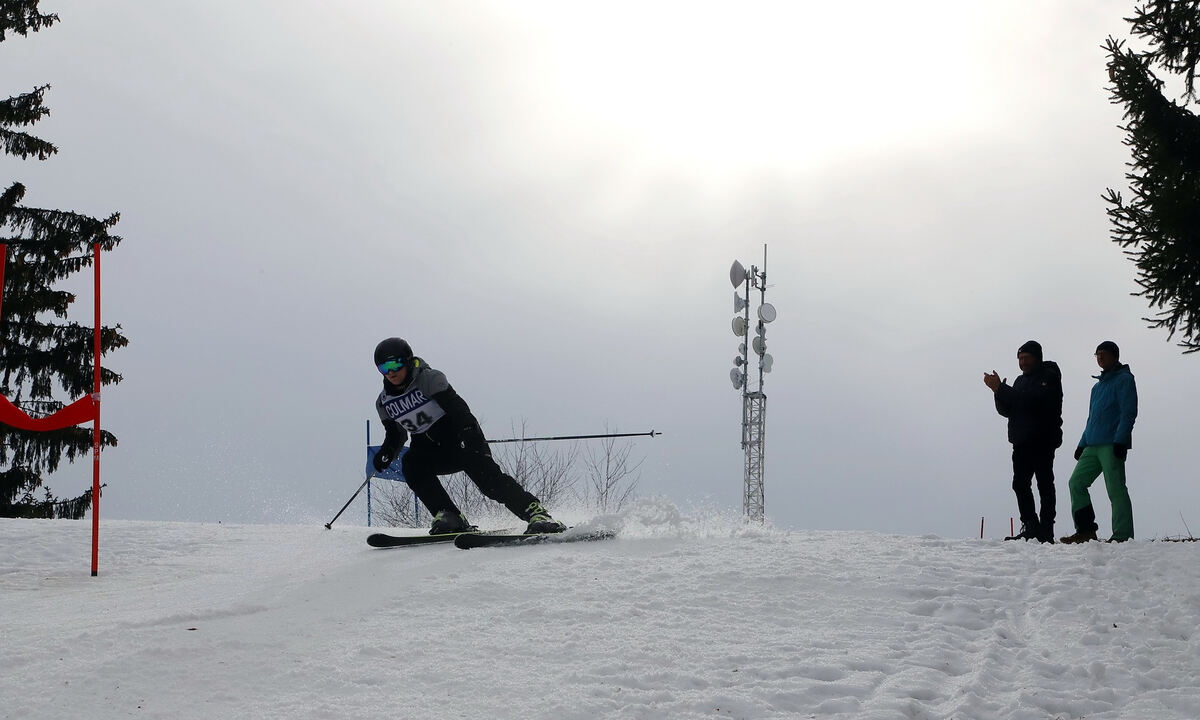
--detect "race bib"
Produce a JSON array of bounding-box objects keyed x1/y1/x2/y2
[{"x1": 380, "y1": 388, "x2": 446, "y2": 434}]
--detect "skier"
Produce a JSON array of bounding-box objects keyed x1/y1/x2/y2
[
  {"x1": 370, "y1": 337, "x2": 566, "y2": 535},
  {"x1": 983, "y1": 340, "x2": 1063, "y2": 543},
  {"x1": 1060, "y1": 341, "x2": 1138, "y2": 543}
]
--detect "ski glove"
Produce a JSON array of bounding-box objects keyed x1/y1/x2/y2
[
  {"x1": 373, "y1": 449, "x2": 395, "y2": 473},
  {"x1": 1073, "y1": 446, "x2": 1084, "y2": 461},
  {"x1": 1113, "y1": 443, "x2": 1128, "y2": 460}
]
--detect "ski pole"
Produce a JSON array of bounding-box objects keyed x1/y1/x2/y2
[
  {"x1": 487, "y1": 430, "x2": 660, "y2": 443},
  {"x1": 325, "y1": 474, "x2": 374, "y2": 529}
]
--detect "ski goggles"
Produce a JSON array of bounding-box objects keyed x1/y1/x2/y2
[{"x1": 377, "y1": 358, "x2": 406, "y2": 374}]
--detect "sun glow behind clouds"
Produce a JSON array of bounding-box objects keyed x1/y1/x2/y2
[{"x1": 502, "y1": 1, "x2": 996, "y2": 175}]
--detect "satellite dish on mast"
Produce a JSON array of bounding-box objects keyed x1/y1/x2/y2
[
  {"x1": 758, "y1": 303, "x2": 777, "y2": 323},
  {"x1": 730, "y1": 260, "x2": 747, "y2": 288},
  {"x1": 734, "y1": 292, "x2": 747, "y2": 312},
  {"x1": 729, "y1": 368, "x2": 744, "y2": 389},
  {"x1": 752, "y1": 336, "x2": 766, "y2": 356},
  {"x1": 732, "y1": 316, "x2": 747, "y2": 337},
  {"x1": 762, "y1": 353, "x2": 774, "y2": 373}
]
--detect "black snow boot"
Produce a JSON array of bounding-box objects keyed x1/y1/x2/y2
[{"x1": 1005, "y1": 522, "x2": 1040, "y2": 541}]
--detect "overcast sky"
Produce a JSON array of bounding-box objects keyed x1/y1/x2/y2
[{"x1": 5, "y1": 1, "x2": 1197, "y2": 538}]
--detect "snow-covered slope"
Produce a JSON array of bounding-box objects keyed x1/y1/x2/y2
[{"x1": 3, "y1": 503, "x2": 1199, "y2": 720}]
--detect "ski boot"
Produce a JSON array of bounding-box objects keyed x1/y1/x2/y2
[
  {"x1": 524, "y1": 502, "x2": 566, "y2": 534},
  {"x1": 429, "y1": 510, "x2": 474, "y2": 535}
]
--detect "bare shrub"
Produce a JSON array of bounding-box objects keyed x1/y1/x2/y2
[{"x1": 581, "y1": 430, "x2": 641, "y2": 513}]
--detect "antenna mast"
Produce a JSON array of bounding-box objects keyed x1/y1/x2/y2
[{"x1": 728, "y1": 245, "x2": 775, "y2": 523}]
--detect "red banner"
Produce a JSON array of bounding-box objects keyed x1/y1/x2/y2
[{"x1": 0, "y1": 393, "x2": 97, "y2": 431}]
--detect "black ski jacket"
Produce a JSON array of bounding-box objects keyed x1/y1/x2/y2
[
  {"x1": 993, "y1": 360, "x2": 1064, "y2": 449},
  {"x1": 375, "y1": 357, "x2": 484, "y2": 455}
]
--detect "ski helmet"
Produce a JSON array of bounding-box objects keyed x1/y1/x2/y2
[{"x1": 374, "y1": 337, "x2": 413, "y2": 366}]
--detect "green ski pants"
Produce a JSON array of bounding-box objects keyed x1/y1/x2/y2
[{"x1": 1068, "y1": 444, "x2": 1134, "y2": 541}]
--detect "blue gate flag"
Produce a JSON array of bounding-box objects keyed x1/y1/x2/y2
[{"x1": 366, "y1": 445, "x2": 408, "y2": 482}]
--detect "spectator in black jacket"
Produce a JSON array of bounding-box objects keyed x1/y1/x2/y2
[{"x1": 983, "y1": 340, "x2": 1064, "y2": 543}]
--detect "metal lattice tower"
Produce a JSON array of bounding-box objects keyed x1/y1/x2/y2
[
  {"x1": 729, "y1": 246, "x2": 775, "y2": 524},
  {"x1": 742, "y1": 391, "x2": 766, "y2": 521}
]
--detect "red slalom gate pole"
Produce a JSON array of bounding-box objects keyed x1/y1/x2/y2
[
  {"x1": 980, "y1": 517, "x2": 984, "y2": 539},
  {"x1": 91, "y1": 243, "x2": 101, "y2": 577}
]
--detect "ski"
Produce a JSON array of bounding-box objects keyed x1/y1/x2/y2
[
  {"x1": 454, "y1": 528, "x2": 616, "y2": 549},
  {"x1": 367, "y1": 528, "x2": 517, "y2": 548}
]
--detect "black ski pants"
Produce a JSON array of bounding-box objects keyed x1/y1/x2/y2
[
  {"x1": 1012, "y1": 443, "x2": 1056, "y2": 532},
  {"x1": 401, "y1": 433, "x2": 538, "y2": 520}
]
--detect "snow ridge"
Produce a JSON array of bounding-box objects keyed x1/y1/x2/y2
[{"x1": 3, "y1": 502, "x2": 1199, "y2": 719}]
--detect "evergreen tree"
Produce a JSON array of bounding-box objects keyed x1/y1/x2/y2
[
  {"x1": 1103, "y1": 1, "x2": 1200, "y2": 353},
  {"x1": 0, "y1": 1, "x2": 127, "y2": 518}
]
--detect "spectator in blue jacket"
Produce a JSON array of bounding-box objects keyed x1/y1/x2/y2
[{"x1": 1061, "y1": 341, "x2": 1138, "y2": 543}]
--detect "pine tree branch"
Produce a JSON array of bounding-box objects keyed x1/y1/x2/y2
[
  {"x1": 0, "y1": 1, "x2": 59, "y2": 43},
  {"x1": 0, "y1": 182, "x2": 25, "y2": 218},
  {"x1": 0, "y1": 87, "x2": 56, "y2": 159},
  {"x1": 0, "y1": 127, "x2": 57, "y2": 160},
  {"x1": 0, "y1": 86, "x2": 52, "y2": 126},
  {"x1": 1129, "y1": 0, "x2": 1200, "y2": 101},
  {"x1": 2, "y1": 205, "x2": 122, "y2": 250}
]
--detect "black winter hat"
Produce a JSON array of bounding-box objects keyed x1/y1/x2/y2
[
  {"x1": 1017, "y1": 340, "x2": 1043, "y2": 361},
  {"x1": 1095, "y1": 340, "x2": 1120, "y2": 357}
]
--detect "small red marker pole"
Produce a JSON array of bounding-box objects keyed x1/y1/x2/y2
[{"x1": 980, "y1": 516, "x2": 984, "y2": 539}]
